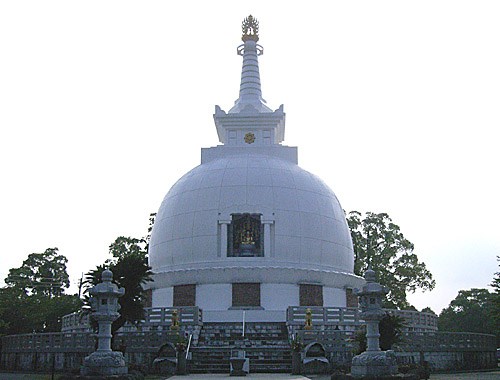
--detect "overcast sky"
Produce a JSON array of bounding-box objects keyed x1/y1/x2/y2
[{"x1": 1, "y1": 1, "x2": 498, "y2": 313}]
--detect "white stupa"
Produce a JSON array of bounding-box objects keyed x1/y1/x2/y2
[{"x1": 148, "y1": 16, "x2": 364, "y2": 322}]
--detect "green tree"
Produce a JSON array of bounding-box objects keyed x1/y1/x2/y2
[
  {"x1": 491, "y1": 257, "x2": 500, "y2": 337},
  {"x1": 0, "y1": 249, "x2": 81, "y2": 335},
  {"x1": 347, "y1": 211, "x2": 435, "y2": 309},
  {"x1": 145, "y1": 212, "x2": 156, "y2": 252},
  {"x1": 4, "y1": 247, "x2": 70, "y2": 297},
  {"x1": 379, "y1": 313, "x2": 405, "y2": 350},
  {"x1": 438, "y1": 288, "x2": 495, "y2": 336},
  {"x1": 0, "y1": 290, "x2": 81, "y2": 335},
  {"x1": 84, "y1": 236, "x2": 153, "y2": 335},
  {"x1": 421, "y1": 307, "x2": 436, "y2": 314},
  {"x1": 355, "y1": 313, "x2": 406, "y2": 353}
]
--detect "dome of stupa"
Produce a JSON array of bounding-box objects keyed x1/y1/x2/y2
[{"x1": 150, "y1": 153, "x2": 355, "y2": 275}]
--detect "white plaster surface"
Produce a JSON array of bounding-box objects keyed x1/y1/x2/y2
[
  {"x1": 323, "y1": 287, "x2": 347, "y2": 307},
  {"x1": 203, "y1": 309, "x2": 286, "y2": 323},
  {"x1": 261, "y1": 283, "x2": 298, "y2": 310},
  {"x1": 196, "y1": 284, "x2": 232, "y2": 311},
  {"x1": 151, "y1": 287, "x2": 173, "y2": 308}
]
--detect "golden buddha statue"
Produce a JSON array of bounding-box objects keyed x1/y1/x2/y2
[{"x1": 241, "y1": 229, "x2": 255, "y2": 245}]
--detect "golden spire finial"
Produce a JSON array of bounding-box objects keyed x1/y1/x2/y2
[{"x1": 242, "y1": 15, "x2": 259, "y2": 42}]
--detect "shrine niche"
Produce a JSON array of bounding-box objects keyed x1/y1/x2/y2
[{"x1": 227, "y1": 213, "x2": 263, "y2": 257}]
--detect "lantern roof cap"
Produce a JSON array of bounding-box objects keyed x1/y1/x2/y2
[{"x1": 102, "y1": 269, "x2": 113, "y2": 282}]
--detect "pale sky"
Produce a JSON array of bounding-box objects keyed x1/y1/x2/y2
[{"x1": 1, "y1": 1, "x2": 499, "y2": 314}]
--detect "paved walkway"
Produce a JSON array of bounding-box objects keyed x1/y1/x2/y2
[
  {"x1": 0, "y1": 371, "x2": 498, "y2": 380},
  {"x1": 169, "y1": 370, "x2": 500, "y2": 380},
  {"x1": 428, "y1": 371, "x2": 500, "y2": 379},
  {"x1": 170, "y1": 376, "x2": 309, "y2": 380}
]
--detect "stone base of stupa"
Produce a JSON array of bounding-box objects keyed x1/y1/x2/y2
[
  {"x1": 331, "y1": 373, "x2": 418, "y2": 380},
  {"x1": 350, "y1": 350, "x2": 398, "y2": 378},
  {"x1": 80, "y1": 351, "x2": 128, "y2": 376}
]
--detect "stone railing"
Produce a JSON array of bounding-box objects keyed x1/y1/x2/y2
[
  {"x1": 0, "y1": 330, "x2": 189, "y2": 372},
  {"x1": 1, "y1": 332, "x2": 94, "y2": 353},
  {"x1": 290, "y1": 329, "x2": 496, "y2": 354},
  {"x1": 286, "y1": 306, "x2": 438, "y2": 332},
  {"x1": 2, "y1": 328, "x2": 496, "y2": 373},
  {"x1": 1, "y1": 330, "x2": 196, "y2": 355},
  {"x1": 143, "y1": 306, "x2": 203, "y2": 326},
  {"x1": 3, "y1": 331, "x2": 494, "y2": 355},
  {"x1": 61, "y1": 312, "x2": 91, "y2": 332},
  {"x1": 287, "y1": 306, "x2": 362, "y2": 329},
  {"x1": 295, "y1": 329, "x2": 357, "y2": 350},
  {"x1": 61, "y1": 306, "x2": 203, "y2": 333},
  {"x1": 391, "y1": 309, "x2": 438, "y2": 332},
  {"x1": 398, "y1": 331, "x2": 496, "y2": 352}
]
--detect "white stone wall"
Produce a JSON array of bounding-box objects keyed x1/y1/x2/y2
[
  {"x1": 152, "y1": 283, "x2": 348, "y2": 316},
  {"x1": 261, "y1": 283, "x2": 299, "y2": 310},
  {"x1": 196, "y1": 284, "x2": 232, "y2": 311},
  {"x1": 151, "y1": 287, "x2": 173, "y2": 308},
  {"x1": 323, "y1": 287, "x2": 347, "y2": 307}
]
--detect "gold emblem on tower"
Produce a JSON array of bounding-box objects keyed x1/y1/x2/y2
[
  {"x1": 242, "y1": 15, "x2": 259, "y2": 42},
  {"x1": 244, "y1": 132, "x2": 256, "y2": 144}
]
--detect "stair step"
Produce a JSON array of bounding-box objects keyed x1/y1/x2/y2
[{"x1": 188, "y1": 322, "x2": 292, "y2": 373}]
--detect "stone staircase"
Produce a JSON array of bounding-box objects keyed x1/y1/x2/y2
[{"x1": 188, "y1": 322, "x2": 291, "y2": 373}]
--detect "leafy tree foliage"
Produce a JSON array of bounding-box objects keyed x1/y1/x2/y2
[
  {"x1": 0, "y1": 290, "x2": 81, "y2": 335},
  {"x1": 4, "y1": 247, "x2": 70, "y2": 297},
  {"x1": 84, "y1": 236, "x2": 153, "y2": 335},
  {"x1": 355, "y1": 313, "x2": 406, "y2": 353},
  {"x1": 347, "y1": 211, "x2": 435, "y2": 309},
  {"x1": 379, "y1": 313, "x2": 406, "y2": 350},
  {"x1": 491, "y1": 257, "x2": 500, "y2": 337},
  {"x1": 421, "y1": 307, "x2": 436, "y2": 314},
  {"x1": 0, "y1": 248, "x2": 81, "y2": 335},
  {"x1": 145, "y1": 212, "x2": 156, "y2": 252},
  {"x1": 438, "y1": 288, "x2": 496, "y2": 337}
]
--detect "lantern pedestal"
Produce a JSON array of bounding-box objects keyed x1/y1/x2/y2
[
  {"x1": 351, "y1": 350, "x2": 398, "y2": 378},
  {"x1": 81, "y1": 351, "x2": 128, "y2": 376}
]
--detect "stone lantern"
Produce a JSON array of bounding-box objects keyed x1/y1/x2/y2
[
  {"x1": 350, "y1": 267, "x2": 397, "y2": 378},
  {"x1": 81, "y1": 269, "x2": 128, "y2": 376}
]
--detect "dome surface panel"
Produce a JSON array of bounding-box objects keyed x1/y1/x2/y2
[
  {"x1": 274, "y1": 210, "x2": 302, "y2": 237},
  {"x1": 247, "y1": 186, "x2": 274, "y2": 208},
  {"x1": 200, "y1": 169, "x2": 225, "y2": 188},
  {"x1": 272, "y1": 187, "x2": 300, "y2": 211},
  {"x1": 194, "y1": 187, "x2": 221, "y2": 211},
  {"x1": 193, "y1": 210, "x2": 219, "y2": 236},
  {"x1": 301, "y1": 237, "x2": 322, "y2": 264},
  {"x1": 219, "y1": 186, "x2": 247, "y2": 209},
  {"x1": 222, "y1": 167, "x2": 248, "y2": 186},
  {"x1": 247, "y1": 167, "x2": 273, "y2": 186},
  {"x1": 271, "y1": 169, "x2": 296, "y2": 188}
]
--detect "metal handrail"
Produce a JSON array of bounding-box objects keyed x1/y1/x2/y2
[{"x1": 185, "y1": 333, "x2": 192, "y2": 360}]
